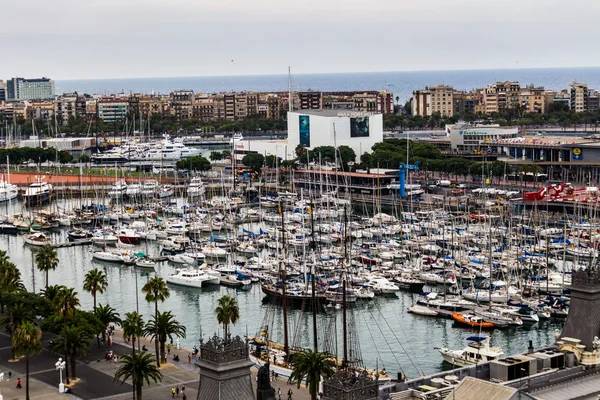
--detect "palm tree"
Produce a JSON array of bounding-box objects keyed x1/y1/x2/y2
[
  {"x1": 114, "y1": 351, "x2": 163, "y2": 400},
  {"x1": 51, "y1": 325, "x2": 92, "y2": 380},
  {"x1": 288, "y1": 349, "x2": 334, "y2": 400},
  {"x1": 83, "y1": 268, "x2": 108, "y2": 311},
  {"x1": 40, "y1": 284, "x2": 64, "y2": 303},
  {"x1": 0, "y1": 302, "x2": 34, "y2": 361},
  {"x1": 95, "y1": 303, "x2": 122, "y2": 344},
  {"x1": 52, "y1": 287, "x2": 80, "y2": 384},
  {"x1": 122, "y1": 311, "x2": 145, "y2": 354},
  {"x1": 215, "y1": 295, "x2": 240, "y2": 339},
  {"x1": 141, "y1": 276, "x2": 169, "y2": 367},
  {"x1": 35, "y1": 245, "x2": 59, "y2": 291},
  {"x1": 12, "y1": 322, "x2": 43, "y2": 400},
  {"x1": 0, "y1": 261, "x2": 24, "y2": 313},
  {"x1": 144, "y1": 311, "x2": 186, "y2": 363}
]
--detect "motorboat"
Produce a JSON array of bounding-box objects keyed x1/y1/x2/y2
[
  {"x1": 22, "y1": 178, "x2": 52, "y2": 205},
  {"x1": 108, "y1": 180, "x2": 127, "y2": 198},
  {"x1": 0, "y1": 181, "x2": 18, "y2": 202},
  {"x1": 368, "y1": 277, "x2": 399, "y2": 294},
  {"x1": 134, "y1": 257, "x2": 157, "y2": 269},
  {"x1": 67, "y1": 229, "x2": 92, "y2": 240},
  {"x1": 91, "y1": 231, "x2": 119, "y2": 245},
  {"x1": 187, "y1": 177, "x2": 206, "y2": 198},
  {"x1": 436, "y1": 336, "x2": 504, "y2": 367},
  {"x1": 352, "y1": 286, "x2": 375, "y2": 299},
  {"x1": 117, "y1": 228, "x2": 141, "y2": 245},
  {"x1": 166, "y1": 268, "x2": 220, "y2": 288},
  {"x1": 451, "y1": 312, "x2": 495, "y2": 329},
  {"x1": 92, "y1": 250, "x2": 133, "y2": 264}
]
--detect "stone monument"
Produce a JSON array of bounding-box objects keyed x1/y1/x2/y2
[
  {"x1": 322, "y1": 368, "x2": 378, "y2": 400},
  {"x1": 196, "y1": 335, "x2": 255, "y2": 400},
  {"x1": 256, "y1": 361, "x2": 275, "y2": 400}
]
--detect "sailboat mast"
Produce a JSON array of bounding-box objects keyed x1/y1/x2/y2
[
  {"x1": 310, "y1": 202, "x2": 318, "y2": 351},
  {"x1": 342, "y1": 207, "x2": 348, "y2": 367},
  {"x1": 280, "y1": 200, "x2": 289, "y2": 355}
]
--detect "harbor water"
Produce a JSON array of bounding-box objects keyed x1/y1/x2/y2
[{"x1": 2, "y1": 197, "x2": 563, "y2": 379}]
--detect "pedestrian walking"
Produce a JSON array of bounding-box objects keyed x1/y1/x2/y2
[
  {"x1": 287, "y1": 388, "x2": 293, "y2": 400},
  {"x1": 277, "y1": 387, "x2": 282, "y2": 400},
  {"x1": 176, "y1": 385, "x2": 180, "y2": 397},
  {"x1": 181, "y1": 385, "x2": 185, "y2": 393},
  {"x1": 188, "y1": 353, "x2": 192, "y2": 363},
  {"x1": 182, "y1": 394, "x2": 187, "y2": 400},
  {"x1": 171, "y1": 386, "x2": 176, "y2": 398},
  {"x1": 168, "y1": 343, "x2": 172, "y2": 354},
  {"x1": 16, "y1": 378, "x2": 22, "y2": 389}
]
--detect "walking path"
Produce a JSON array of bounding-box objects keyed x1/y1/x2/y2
[{"x1": 0, "y1": 324, "x2": 313, "y2": 400}]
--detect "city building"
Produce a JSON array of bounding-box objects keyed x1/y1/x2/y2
[
  {"x1": 97, "y1": 98, "x2": 129, "y2": 123},
  {"x1": 588, "y1": 89, "x2": 600, "y2": 112},
  {"x1": 170, "y1": 90, "x2": 194, "y2": 120},
  {"x1": 0, "y1": 80, "x2": 6, "y2": 101},
  {"x1": 299, "y1": 91, "x2": 322, "y2": 109},
  {"x1": 411, "y1": 89, "x2": 431, "y2": 117},
  {"x1": 27, "y1": 100, "x2": 54, "y2": 121},
  {"x1": 569, "y1": 82, "x2": 589, "y2": 112},
  {"x1": 519, "y1": 85, "x2": 547, "y2": 114},
  {"x1": 6, "y1": 77, "x2": 55, "y2": 101},
  {"x1": 54, "y1": 94, "x2": 78, "y2": 123},
  {"x1": 446, "y1": 122, "x2": 519, "y2": 153},
  {"x1": 428, "y1": 85, "x2": 454, "y2": 117}
]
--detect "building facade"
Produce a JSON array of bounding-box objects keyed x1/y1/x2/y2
[
  {"x1": 446, "y1": 123, "x2": 519, "y2": 153},
  {"x1": 6, "y1": 77, "x2": 55, "y2": 101},
  {"x1": 0, "y1": 80, "x2": 6, "y2": 102},
  {"x1": 97, "y1": 99, "x2": 129, "y2": 122},
  {"x1": 569, "y1": 82, "x2": 589, "y2": 112}
]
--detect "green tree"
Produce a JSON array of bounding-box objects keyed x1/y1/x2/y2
[
  {"x1": 241, "y1": 153, "x2": 265, "y2": 172},
  {"x1": 289, "y1": 349, "x2": 334, "y2": 400},
  {"x1": 209, "y1": 151, "x2": 225, "y2": 161},
  {"x1": 0, "y1": 258, "x2": 25, "y2": 313},
  {"x1": 79, "y1": 153, "x2": 90, "y2": 163},
  {"x1": 145, "y1": 311, "x2": 186, "y2": 364},
  {"x1": 215, "y1": 295, "x2": 240, "y2": 339},
  {"x1": 122, "y1": 311, "x2": 145, "y2": 354},
  {"x1": 52, "y1": 287, "x2": 80, "y2": 384},
  {"x1": 95, "y1": 303, "x2": 122, "y2": 343},
  {"x1": 51, "y1": 325, "x2": 93, "y2": 379},
  {"x1": 1, "y1": 302, "x2": 34, "y2": 360},
  {"x1": 83, "y1": 268, "x2": 108, "y2": 312},
  {"x1": 41, "y1": 284, "x2": 64, "y2": 304},
  {"x1": 114, "y1": 351, "x2": 163, "y2": 400},
  {"x1": 35, "y1": 245, "x2": 59, "y2": 292},
  {"x1": 176, "y1": 155, "x2": 211, "y2": 171},
  {"x1": 265, "y1": 154, "x2": 282, "y2": 168},
  {"x1": 142, "y1": 276, "x2": 170, "y2": 368},
  {"x1": 12, "y1": 322, "x2": 43, "y2": 400}
]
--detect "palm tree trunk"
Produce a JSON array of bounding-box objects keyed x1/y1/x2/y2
[
  {"x1": 160, "y1": 341, "x2": 166, "y2": 363},
  {"x1": 136, "y1": 382, "x2": 143, "y2": 400},
  {"x1": 132, "y1": 336, "x2": 136, "y2": 354},
  {"x1": 64, "y1": 309, "x2": 70, "y2": 384},
  {"x1": 154, "y1": 301, "x2": 160, "y2": 368},
  {"x1": 94, "y1": 292, "x2": 101, "y2": 347},
  {"x1": 26, "y1": 355, "x2": 30, "y2": 400},
  {"x1": 70, "y1": 355, "x2": 77, "y2": 379},
  {"x1": 46, "y1": 270, "x2": 49, "y2": 292},
  {"x1": 132, "y1": 375, "x2": 136, "y2": 400}
]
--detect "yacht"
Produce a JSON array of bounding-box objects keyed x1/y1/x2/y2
[
  {"x1": 108, "y1": 180, "x2": 127, "y2": 198},
  {"x1": 187, "y1": 177, "x2": 206, "y2": 198},
  {"x1": 137, "y1": 140, "x2": 202, "y2": 161},
  {"x1": 166, "y1": 268, "x2": 220, "y2": 288},
  {"x1": 141, "y1": 180, "x2": 159, "y2": 196},
  {"x1": 0, "y1": 181, "x2": 18, "y2": 202},
  {"x1": 91, "y1": 149, "x2": 130, "y2": 164},
  {"x1": 22, "y1": 178, "x2": 52, "y2": 205},
  {"x1": 125, "y1": 183, "x2": 142, "y2": 198},
  {"x1": 436, "y1": 336, "x2": 504, "y2": 367}
]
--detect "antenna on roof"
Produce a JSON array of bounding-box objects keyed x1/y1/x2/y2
[{"x1": 288, "y1": 67, "x2": 293, "y2": 112}]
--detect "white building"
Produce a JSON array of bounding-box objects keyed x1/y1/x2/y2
[
  {"x1": 234, "y1": 109, "x2": 384, "y2": 162},
  {"x1": 446, "y1": 123, "x2": 518, "y2": 153}
]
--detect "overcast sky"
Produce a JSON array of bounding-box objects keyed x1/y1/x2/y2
[{"x1": 2, "y1": 0, "x2": 599, "y2": 80}]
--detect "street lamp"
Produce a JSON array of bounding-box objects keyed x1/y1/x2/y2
[{"x1": 55, "y1": 357, "x2": 66, "y2": 393}]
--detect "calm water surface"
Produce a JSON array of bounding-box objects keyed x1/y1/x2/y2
[{"x1": 2, "y1": 199, "x2": 562, "y2": 378}]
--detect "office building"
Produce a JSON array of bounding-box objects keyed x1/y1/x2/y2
[
  {"x1": 6, "y1": 77, "x2": 55, "y2": 101},
  {"x1": 97, "y1": 98, "x2": 129, "y2": 122},
  {"x1": 446, "y1": 123, "x2": 518, "y2": 153},
  {"x1": 569, "y1": 82, "x2": 589, "y2": 112},
  {"x1": 0, "y1": 80, "x2": 6, "y2": 102}
]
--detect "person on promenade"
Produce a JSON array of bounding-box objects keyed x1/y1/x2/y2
[
  {"x1": 16, "y1": 378, "x2": 22, "y2": 389},
  {"x1": 181, "y1": 384, "x2": 185, "y2": 393},
  {"x1": 176, "y1": 385, "x2": 180, "y2": 397},
  {"x1": 171, "y1": 387, "x2": 176, "y2": 398},
  {"x1": 168, "y1": 343, "x2": 172, "y2": 354},
  {"x1": 188, "y1": 353, "x2": 192, "y2": 363},
  {"x1": 287, "y1": 388, "x2": 293, "y2": 400},
  {"x1": 277, "y1": 387, "x2": 281, "y2": 400}
]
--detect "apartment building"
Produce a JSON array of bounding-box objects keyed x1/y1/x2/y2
[
  {"x1": 139, "y1": 94, "x2": 166, "y2": 117},
  {"x1": 192, "y1": 94, "x2": 214, "y2": 122},
  {"x1": 482, "y1": 82, "x2": 521, "y2": 113},
  {"x1": 589, "y1": 89, "x2": 599, "y2": 112},
  {"x1": 411, "y1": 89, "x2": 431, "y2": 116},
  {"x1": 170, "y1": 90, "x2": 194, "y2": 119},
  {"x1": 429, "y1": 85, "x2": 454, "y2": 117},
  {"x1": 97, "y1": 98, "x2": 129, "y2": 122},
  {"x1": 453, "y1": 91, "x2": 480, "y2": 115},
  {"x1": 299, "y1": 91, "x2": 322, "y2": 109},
  {"x1": 569, "y1": 82, "x2": 588, "y2": 112},
  {"x1": 519, "y1": 86, "x2": 546, "y2": 114},
  {"x1": 0, "y1": 80, "x2": 6, "y2": 102},
  {"x1": 27, "y1": 100, "x2": 55, "y2": 121},
  {"x1": 54, "y1": 94, "x2": 77, "y2": 123}
]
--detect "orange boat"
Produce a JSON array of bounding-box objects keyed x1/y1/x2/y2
[{"x1": 451, "y1": 312, "x2": 494, "y2": 329}]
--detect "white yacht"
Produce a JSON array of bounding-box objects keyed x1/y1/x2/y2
[
  {"x1": 0, "y1": 181, "x2": 18, "y2": 202},
  {"x1": 436, "y1": 336, "x2": 504, "y2": 367},
  {"x1": 141, "y1": 180, "x2": 159, "y2": 196},
  {"x1": 138, "y1": 140, "x2": 202, "y2": 161},
  {"x1": 125, "y1": 182, "x2": 142, "y2": 197},
  {"x1": 187, "y1": 177, "x2": 206, "y2": 198},
  {"x1": 108, "y1": 180, "x2": 127, "y2": 198},
  {"x1": 166, "y1": 268, "x2": 220, "y2": 288},
  {"x1": 22, "y1": 178, "x2": 52, "y2": 204}
]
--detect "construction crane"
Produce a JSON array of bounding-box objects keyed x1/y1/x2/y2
[{"x1": 399, "y1": 161, "x2": 419, "y2": 198}]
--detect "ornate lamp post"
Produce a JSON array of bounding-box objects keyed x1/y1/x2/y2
[{"x1": 55, "y1": 357, "x2": 66, "y2": 393}]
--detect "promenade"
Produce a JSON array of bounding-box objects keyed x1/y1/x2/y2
[{"x1": 0, "y1": 327, "x2": 312, "y2": 400}]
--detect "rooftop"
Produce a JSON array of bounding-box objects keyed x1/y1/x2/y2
[{"x1": 289, "y1": 109, "x2": 381, "y2": 117}]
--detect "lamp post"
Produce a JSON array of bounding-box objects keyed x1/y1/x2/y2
[{"x1": 55, "y1": 357, "x2": 66, "y2": 393}]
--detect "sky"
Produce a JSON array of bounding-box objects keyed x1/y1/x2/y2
[{"x1": 2, "y1": 0, "x2": 600, "y2": 80}]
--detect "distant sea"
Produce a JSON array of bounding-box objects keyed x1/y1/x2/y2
[{"x1": 55, "y1": 67, "x2": 600, "y2": 103}]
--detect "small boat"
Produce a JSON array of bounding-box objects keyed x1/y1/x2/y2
[
  {"x1": 451, "y1": 312, "x2": 495, "y2": 329},
  {"x1": 91, "y1": 231, "x2": 119, "y2": 245},
  {"x1": 117, "y1": 228, "x2": 141, "y2": 245},
  {"x1": 135, "y1": 258, "x2": 157, "y2": 269},
  {"x1": 92, "y1": 250, "x2": 133, "y2": 264},
  {"x1": 166, "y1": 268, "x2": 220, "y2": 288},
  {"x1": 436, "y1": 336, "x2": 504, "y2": 367},
  {"x1": 67, "y1": 229, "x2": 92, "y2": 240},
  {"x1": 408, "y1": 304, "x2": 439, "y2": 316},
  {"x1": 23, "y1": 232, "x2": 51, "y2": 247}
]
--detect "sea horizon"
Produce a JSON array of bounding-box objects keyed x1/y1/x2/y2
[{"x1": 55, "y1": 66, "x2": 600, "y2": 103}]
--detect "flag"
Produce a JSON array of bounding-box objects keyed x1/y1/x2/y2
[
  {"x1": 278, "y1": 206, "x2": 282, "y2": 215},
  {"x1": 307, "y1": 206, "x2": 313, "y2": 214}
]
